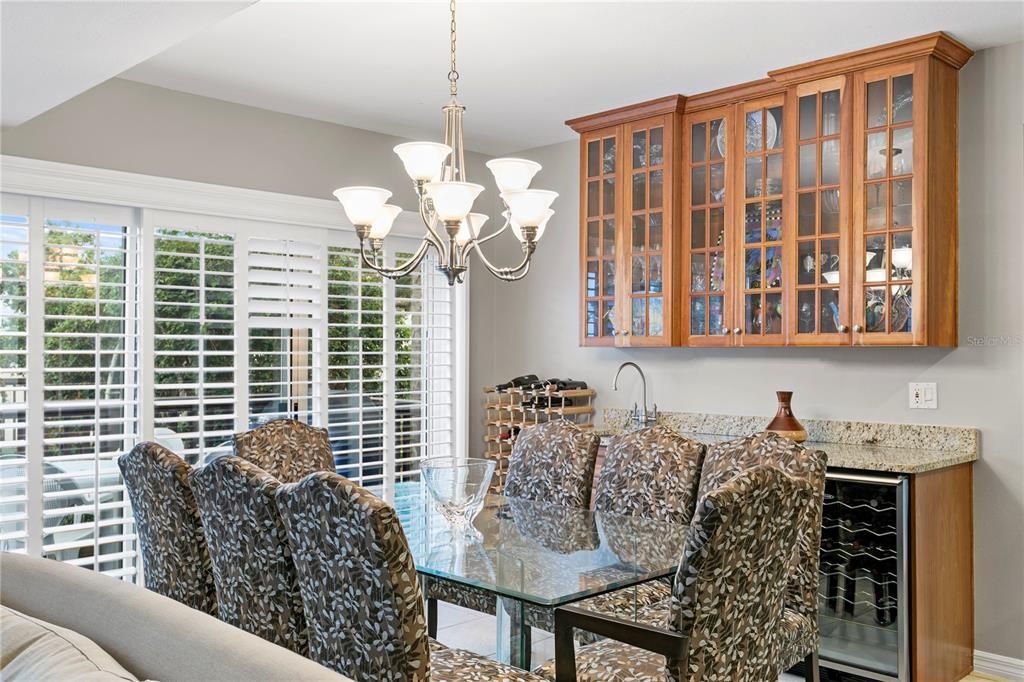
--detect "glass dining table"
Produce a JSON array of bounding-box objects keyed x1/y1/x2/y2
[{"x1": 373, "y1": 481, "x2": 687, "y2": 669}]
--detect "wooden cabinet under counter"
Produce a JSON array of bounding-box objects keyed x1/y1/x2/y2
[{"x1": 568, "y1": 32, "x2": 973, "y2": 348}]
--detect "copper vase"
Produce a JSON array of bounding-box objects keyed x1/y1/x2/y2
[{"x1": 765, "y1": 391, "x2": 807, "y2": 442}]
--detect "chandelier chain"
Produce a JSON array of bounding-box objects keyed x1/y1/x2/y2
[{"x1": 448, "y1": 0, "x2": 459, "y2": 95}]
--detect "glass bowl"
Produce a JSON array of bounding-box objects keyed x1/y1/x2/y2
[{"x1": 421, "y1": 457, "x2": 495, "y2": 530}]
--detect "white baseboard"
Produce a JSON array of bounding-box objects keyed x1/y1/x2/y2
[{"x1": 975, "y1": 650, "x2": 1024, "y2": 681}]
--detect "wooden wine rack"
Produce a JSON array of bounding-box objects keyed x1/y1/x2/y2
[{"x1": 481, "y1": 383, "x2": 596, "y2": 492}]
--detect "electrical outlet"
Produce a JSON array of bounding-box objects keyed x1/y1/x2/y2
[{"x1": 909, "y1": 382, "x2": 937, "y2": 409}]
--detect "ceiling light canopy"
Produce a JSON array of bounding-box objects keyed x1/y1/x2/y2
[{"x1": 333, "y1": 0, "x2": 554, "y2": 285}]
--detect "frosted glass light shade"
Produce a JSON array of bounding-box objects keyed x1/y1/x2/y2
[
  {"x1": 501, "y1": 189, "x2": 558, "y2": 227},
  {"x1": 424, "y1": 181, "x2": 484, "y2": 222},
  {"x1": 370, "y1": 204, "x2": 403, "y2": 239},
  {"x1": 394, "y1": 142, "x2": 452, "y2": 181},
  {"x1": 505, "y1": 209, "x2": 553, "y2": 243},
  {"x1": 486, "y1": 158, "x2": 542, "y2": 192},
  {"x1": 333, "y1": 186, "x2": 392, "y2": 226},
  {"x1": 456, "y1": 213, "x2": 489, "y2": 245}
]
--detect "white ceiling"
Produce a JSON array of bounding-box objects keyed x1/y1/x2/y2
[
  {"x1": 8, "y1": 2, "x2": 1023, "y2": 154},
  {"x1": 0, "y1": 0, "x2": 253, "y2": 128},
  {"x1": 118, "y1": 0, "x2": 1024, "y2": 154}
]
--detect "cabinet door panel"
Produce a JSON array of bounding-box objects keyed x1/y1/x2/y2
[
  {"x1": 684, "y1": 108, "x2": 733, "y2": 346},
  {"x1": 789, "y1": 76, "x2": 853, "y2": 346},
  {"x1": 621, "y1": 115, "x2": 674, "y2": 347},
  {"x1": 852, "y1": 63, "x2": 921, "y2": 345},
  {"x1": 580, "y1": 129, "x2": 620, "y2": 346},
  {"x1": 734, "y1": 97, "x2": 788, "y2": 346}
]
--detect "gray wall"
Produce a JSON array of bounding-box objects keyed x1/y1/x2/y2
[
  {"x1": 0, "y1": 77, "x2": 497, "y2": 212},
  {"x1": 473, "y1": 41, "x2": 1024, "y2": 659}
]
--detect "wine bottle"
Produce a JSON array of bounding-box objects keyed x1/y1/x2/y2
[{"x1": 494, "y1": 374, "x2": 539, "y2": 392}]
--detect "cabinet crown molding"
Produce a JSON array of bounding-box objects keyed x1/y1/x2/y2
[
  {"x1": 767, "y1": 31, "x2": 974, "y2": 84},
  {"x1": 565, "y1": 94, "x2": 686, "y2": 134}
]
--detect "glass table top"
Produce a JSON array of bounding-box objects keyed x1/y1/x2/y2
[{"x1": 376, "y1": 482, "x2": 687, "y2": 607}]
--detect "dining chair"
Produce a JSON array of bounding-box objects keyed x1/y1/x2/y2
[
  {"x1": 537, "y1": 464, "x2": 815, "y2": 682},
  {"x1": 503, "y1": 420, "x2": 600, "y2": 508},
  {"x1": 189, "y1": 456, "x2": 308, "y2": 655},
  {"x1": 117, "y1": 442, "x2": 218, "y2": 616},
  {"x1": 695, "y1": 432, "x2": 828, "y2": 679},
  {"x1": 423, "y1": 419, "x2": 600, "y2": 639},
  {"x1": 275, "y1": 471, "x2": 545, "y2": 682},
  {"x1": 514, "y1": 427, "x2": 704, "y2": 644},
  {"x1": 233, "y1": 418, "x2": 334, "y2": 484}
]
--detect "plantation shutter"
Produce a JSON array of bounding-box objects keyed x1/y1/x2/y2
[
  {"x1": 247, "y1": 237, "x2": 323, "y2": 426},
  {"x1": 152, "y1": 226, "x2": 236, "y2": 463},
  {"x1": 38, "y1": 199, "x2": 140, "y2": 577},
  {"x1": 0, "y1": 197, "x2": 30, "y2": 553}
]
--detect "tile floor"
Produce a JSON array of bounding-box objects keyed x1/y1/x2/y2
[{"x1": 434, "y1": 603, "x2": 999, "y2": 682}]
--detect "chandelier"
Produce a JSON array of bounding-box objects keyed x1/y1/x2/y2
[{"x1": 332, "y1": 0, "x2": 556, "y2": 285}]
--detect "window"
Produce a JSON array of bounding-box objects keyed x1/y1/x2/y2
[{"x1": 0, "y1": 192, "x2": 462, "y2": 580}]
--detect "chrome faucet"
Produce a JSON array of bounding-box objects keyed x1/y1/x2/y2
[{"x1": 612, "y1": 361, "x2": 658, "y2": 428}]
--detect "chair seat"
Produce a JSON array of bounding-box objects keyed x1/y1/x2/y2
[
  {"x1": 429, "y1": 639, "x2": 546, "y2": 681},
  {"x1": 573, "y1": 580, "x2": 671, "y2": 622},
  {"x1": 533, "y1": 637, "x2": 671, "y2": 682},
  {"x1": 779, "y1": 608, "x2": 818, "y2": 670}
]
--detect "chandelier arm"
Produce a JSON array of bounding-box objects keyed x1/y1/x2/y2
[
  {"x1": 417, "y1": 192, "x2": 447, "y2": 253},
  {"x1": 358, "y1": 238, "x2": 432, "y2": 279},
  {"x1": 469, "y1": 239, "x2": 536, "y2": 281},
  {"x1": 470, "y1": 216, "x2": 511, "y2": 246}
]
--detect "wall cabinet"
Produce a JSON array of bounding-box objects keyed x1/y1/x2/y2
[
  {"x1": 569, "y1": 33, "x2": 972, "y2": 348},
  {"x1": 576, "y1": 99, "x2": 684, "y2": 347}
]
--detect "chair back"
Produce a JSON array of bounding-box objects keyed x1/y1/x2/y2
[
  {"x1": 697, "y1": 432, "x2": 827, "y2": 621},
  {"x1": 233, "y1": 419, "x2": 334, "y2": 483},
  {"x1": 670, "y1": 465, "x2": 814, "y2": 680},
  {"x1": 594, "y1": 425, "x2": 706, "y2": 523},
  {"x1": 117, "y1": 442, "x2": 218, "y2": 615},
  {"x1": 276, "y1": 472, "x2": 430, "y2": 682},
  {"x1": 504, "y1": 420, "x2": 599, "y2": 508},
  {"x1": 189, "y1": 456, "x2": 308, "y2": 655}
]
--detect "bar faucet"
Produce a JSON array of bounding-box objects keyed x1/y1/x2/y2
[{"x1": 612, "y1": 361, "x2": 658, "y2": 428}]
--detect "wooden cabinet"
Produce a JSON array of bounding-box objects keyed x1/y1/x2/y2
[
  {"x1": 569, "y1": 32, "x2": 972, "y2": 348},
  {"x1": 572, "y1": 97, "x2": 685, "y2": 347}
]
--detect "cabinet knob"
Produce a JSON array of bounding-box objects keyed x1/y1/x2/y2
[
  {"x1": 852, "y1": 324, "x2": 863, "y2": 333},
  {"x1": 838, "y1": 324, "x2": 850, "y2": 333},
  {"x1": 733, "y1": 327, "x2": 743, "y2": 335},
  {"x1": 610, "y1": 329, "x2": 618, "y2": 336},
  {"x1": 621, "y1": 329, "x2": 631, "y2": 336},
  {"x1": 723, "y1": 328, "x2": 732, "y2": 335}
]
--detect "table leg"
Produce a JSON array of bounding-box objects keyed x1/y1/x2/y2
[
  {"x1": 496, "y1": 597, "x2": 530, "y2": 669},
  {"x1": 419, "y1": 575, "x2": 438, "y2": 638}
]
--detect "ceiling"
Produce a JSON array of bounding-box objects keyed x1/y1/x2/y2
[
  {"x1": 0, "y1": 0, "x2": 254, "y2": 129},
  {"x1": 9, "y1": 2, "x2": 1024, "y2": 154}
]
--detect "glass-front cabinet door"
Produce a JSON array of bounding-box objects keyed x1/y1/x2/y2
[
  {"x1": 735, "y1": 96, "x2": 787, "y2": 345},
  {"x1": 853, "y1": 64, "x2": 919, "y2": 345},
  {"x1": 789, "y1": 77, "x2": 852, "y2": 345},
  {"x1": 621, "y1": 116, "x2": 674, "y2": 346},
  {"x1": 683, "y1": 108, "x2": 732, "y2": 345},
  {"x1": 580, "y1": 129, "x2": 619, "y2": 346}
]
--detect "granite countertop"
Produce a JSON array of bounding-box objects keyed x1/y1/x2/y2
[{"x1": 596, "y1": 410, "x2": 979, "y2": 475}]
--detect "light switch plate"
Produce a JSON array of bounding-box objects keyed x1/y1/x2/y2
[{"x1": 909, "y1": 382, "x2": 937, "y2": 409}]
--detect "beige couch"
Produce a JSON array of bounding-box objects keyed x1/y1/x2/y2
[{"x1": 0, "y1": 552, "x2": 349, "y2": 682}]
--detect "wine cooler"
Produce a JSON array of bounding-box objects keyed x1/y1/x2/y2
[{"x1": 818, "y1": 471, "x2": 909, "y2": 681}]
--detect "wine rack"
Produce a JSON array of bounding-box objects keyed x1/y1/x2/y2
[
  {"x1": 818, "y1": 471, "x2": 909, "y2": 681},
  {"x1": 481, "y1": 383, "x2": 596, "y2": 493}
]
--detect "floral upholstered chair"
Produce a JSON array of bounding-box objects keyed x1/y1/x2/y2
[
  {"x1": 117, "y1": 442, "x2": 218, "y2": 616},
  {"x1": 233, "y1": 419, "x2": 334, "y2": 484},
  {"x1": 189, "y1": 456, "x2": 308, "y2": 655},
  {"x1": 504, "y1": 420, "x2": 600, "y2": 507},
  {"x1": 695, "y1": 432, "x2": 828, "y2": 680},
  {"x1": 424, "y1": 420, "x2": 600, "y2": 644},
  {"x1": 275, "y1": 471, "x2": 545, "y2": 682},
  {"x1": 536, "y1": 464, "x2": 815, "y2": 682},
  {"x1": 578, "y1": 427, "x2": 706, "y2": 620}
]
